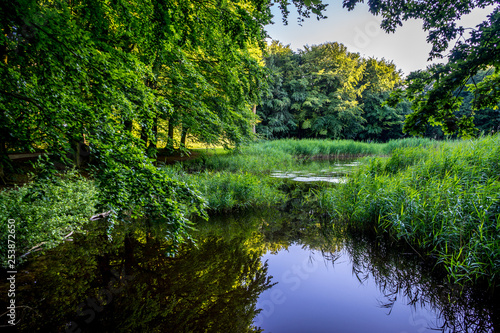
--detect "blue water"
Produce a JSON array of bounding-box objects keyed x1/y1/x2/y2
[{"x1": 255, "y1": 244, "x2": 441, "y2": 333}]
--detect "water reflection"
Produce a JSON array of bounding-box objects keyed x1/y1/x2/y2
[
  {"x1": 0, "y1": 210, "x2": 498, "y2": 332},
  {"x1": 254, "y1": 215, "x2": 500, "y2": 333},
  {"x1": 0, "y1": 220, "x2": 273, "y2": 332},
  {"x1": 342, "y1": 233, "x2": 500, "y2": 333},
  {"x1": 270, "y1": 160, "x2": 360, "y2": 183}
]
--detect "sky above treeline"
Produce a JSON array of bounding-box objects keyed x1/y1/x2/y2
[{"x1": 265, "y1": 1, "x2": 494, "y2": 76}]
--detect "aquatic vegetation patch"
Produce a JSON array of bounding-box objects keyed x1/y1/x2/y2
[
  {"x1": 320, "y1": 135, "x2": 500, "y2": 287},
  {"x1": 163, "y1": 166, "x2": 286, "y2": 212}
]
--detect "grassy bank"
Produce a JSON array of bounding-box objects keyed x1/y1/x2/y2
[
  {"x1": 319, "y1": 135, "x2": 500, "y2": 286},
  {"x1": 5, "y1": 135, "x2": 497, "y2": 288},
  {"x1": 163, "y1": 166, "x2": 286, "y2": 212},
  {"x1": 187, "y1": 137, "x2": 440, "y2": 174},
  {"x1": 249, "y1": 137, "x2": 439, "y2": 156}
]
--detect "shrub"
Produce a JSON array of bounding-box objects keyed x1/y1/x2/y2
[{"x1": 0, "y1": 171, "x2": 98, "y2": 265}]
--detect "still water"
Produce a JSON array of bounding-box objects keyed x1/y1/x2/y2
[
  {"x1": 255, "y1": 245, "x2": 440, "y2": 333},
  {"x1": 1, "y1": 208, "x2": 498, "y2": 332},
  {"x1": 270, "y1": 160, "x2": 360, "y2": 183}
]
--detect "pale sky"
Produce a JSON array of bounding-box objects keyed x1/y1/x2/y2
[{"x1": 265, "y1": 1, "x2": 494, "y2": 76}]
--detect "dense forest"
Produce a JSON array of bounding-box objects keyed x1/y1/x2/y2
[
  {"x1": 2, "y1": 1, "x2": 500, "y2": 330},
  {"x1": 1, "y1": 0, "x2": 500, "y2": 236},
  {"x1": 257, "y1": 41, "x2": 500, "y2": 141},
  {"x1": 1, "y1": 0, "x2": 324, "y2": 234}
]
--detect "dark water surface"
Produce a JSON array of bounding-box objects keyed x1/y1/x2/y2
[
  {"x1": 255, "y1": 245, "x2": 440, "y2": 333},
  {"x1": 1, "y1": 209, "x2": 498, "y2": 332}
]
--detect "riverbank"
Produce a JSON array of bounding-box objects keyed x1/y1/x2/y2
[
  {"x1": 2, "y1": 136, "x2": 499, "y2": 289},
  {"x1": 318, "y1": 135, "x2": 500, "y2": 287}
]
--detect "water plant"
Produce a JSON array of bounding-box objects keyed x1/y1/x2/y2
[
  {"x1": 163, "y1": 166, "x2": 286, "y2": 212},
  {"x1": 320, "y1": 135, "x2": 500, "y2": 287}
]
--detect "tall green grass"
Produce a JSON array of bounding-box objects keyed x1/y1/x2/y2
[
  {"x1": 252, "y1": 137, "x2": 439, "y2": 156},
  {"x1": 162, "y1": 166, "x2": 286, "y2": 212},
  {"x1": 176, "y1": 138, "x2": 446, "y2": 213},
  {"x1": 319, "y1": 135, "x2": 500, "y2": 286},
  {"x1": 184, "y1": 138, "x2": 441, "y2": 175}
]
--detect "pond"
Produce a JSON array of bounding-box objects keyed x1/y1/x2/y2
[
  {"x1": 1, "y1": 208, "x2": 498, "y2": 332},
  {"x1": 270, "y1": 160, "x2": 360, "y2": 183}
]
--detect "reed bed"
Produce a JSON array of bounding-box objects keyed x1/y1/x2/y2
[
  {"x1": 184, "y1": 137, "x2": 440, "y2": 175},
  {"x1": 319, "y1": 135, "x2": 500, "y2": 286},
  {"x1": 162, "y1": 166, "x2": 285, "y2": 212}
]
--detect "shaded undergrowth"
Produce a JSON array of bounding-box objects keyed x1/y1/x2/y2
[{"x1": 0, "y1": 170, "x2": 98, "y2": 265}]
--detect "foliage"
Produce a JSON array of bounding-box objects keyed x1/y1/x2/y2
[
  {"x1": 0, "y1": 171, "x2": 98, "y2": 265},
  {"x1": 7, "y1": 218, "x2": 273, "y2": 332},
  {"x1": 321, "y1": 135, "x2": 500, "y2": 286},
  {"x1": 163, "y1": 166, "x2": 286, "y2": 212},
  {"x1": 257, "y1": 41, "x2": 407, "y2": 140},
  {"x1": 347, "y1": 0, "x2": 500, "y2": 137},
  {"x1": 92, "y1": 143, "x2": 206, "y2": 239},
  {"x1": 0, "y1": 0, "x2": 327, "y2": 245}
]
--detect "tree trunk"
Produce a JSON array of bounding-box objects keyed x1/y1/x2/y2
[
  {"x1": 0, "y1": 143, "x2": 7, "y2": 185},
  {"x1": 124, "y1": 234, "x2": 136, "y2": 276},
  {"x1": 124, "y1": 120, "x2": 133, "y2": 132},
  {"x1": 180, "y1": 125, "x2": 189, "y2": 149},
  {"x1": 166, "y1": 119, "x2": 174, "y2": 152},
  {"x1": 140, "y1": 126, "x2": 148, "y2": 146},
  {"x1": 152, "y1": 117, "x2": 158, "y2": 149},
  {"x1": 75, "y1": 140, "x2": 81, "y2": 167},
  {"x1": 252, "y1": 105, "x2": 257, "y2": 134}
]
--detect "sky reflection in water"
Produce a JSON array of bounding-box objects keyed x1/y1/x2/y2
[{"x1": 255, "y1": 244, "x2": 441, "y2": 333}]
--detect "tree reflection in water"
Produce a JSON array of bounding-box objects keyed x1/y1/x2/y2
[
  {"x1": 0, "y1": 219, "x2": 273, "y2": 332},
  {"x1": 333, "y1": 229, "x2": 500, "y2": 333},
  {"x1": 0, "y1": 209, "x2": 498, "y2": 332}
]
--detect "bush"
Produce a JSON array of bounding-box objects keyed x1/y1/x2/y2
[{"x1": 0, "y1": 171, "x2": 98, "y2": 265}]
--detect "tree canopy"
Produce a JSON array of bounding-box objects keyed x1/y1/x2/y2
[
  {"x1": 343, "y1": 0, "x2": 500, "y2": 137},
  {"x1": 257, "y1": 41, "x2": 408, "y2": 141},
  {"x1": 0, "y1": 0, "x2": 326, "y2": 240}
]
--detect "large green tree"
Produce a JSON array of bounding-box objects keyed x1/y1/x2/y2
[
  {"x1": 356, "y1": 58, "x2": 411, "y2": 141},
  {"x1": 257, "y1": 41, "x2": 300, "y2": 139},
  {"x1": 0, "y1": 0, "x2": 326, "y2": 240},
  {"x1": 343, "y1": 0, "x2": 500, "y2": 137},
  {"x1": 257, "y1": 41, "x2": 406, "y2": 140}
]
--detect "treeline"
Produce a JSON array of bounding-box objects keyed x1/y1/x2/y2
[{"x1": 257, "y1": 41, "x2": 500, "y2": 141}]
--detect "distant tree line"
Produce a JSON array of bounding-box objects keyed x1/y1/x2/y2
[
  {"x1": 257, "y1": 41, "x2": 410, "y2": 141},
  {"x1": 257, "y1": 41, "x2": 500, "y2": 141}
]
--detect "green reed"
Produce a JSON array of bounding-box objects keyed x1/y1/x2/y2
[
  {"x1": 162, "y1": 165, "x2": 286, "y2": 212},
  {"x1": 184, "y1": 138, "x2": 436, "y2": 175},
  {"x1": 319, "y1": 135, "x2": 500, "y2": 287}
]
